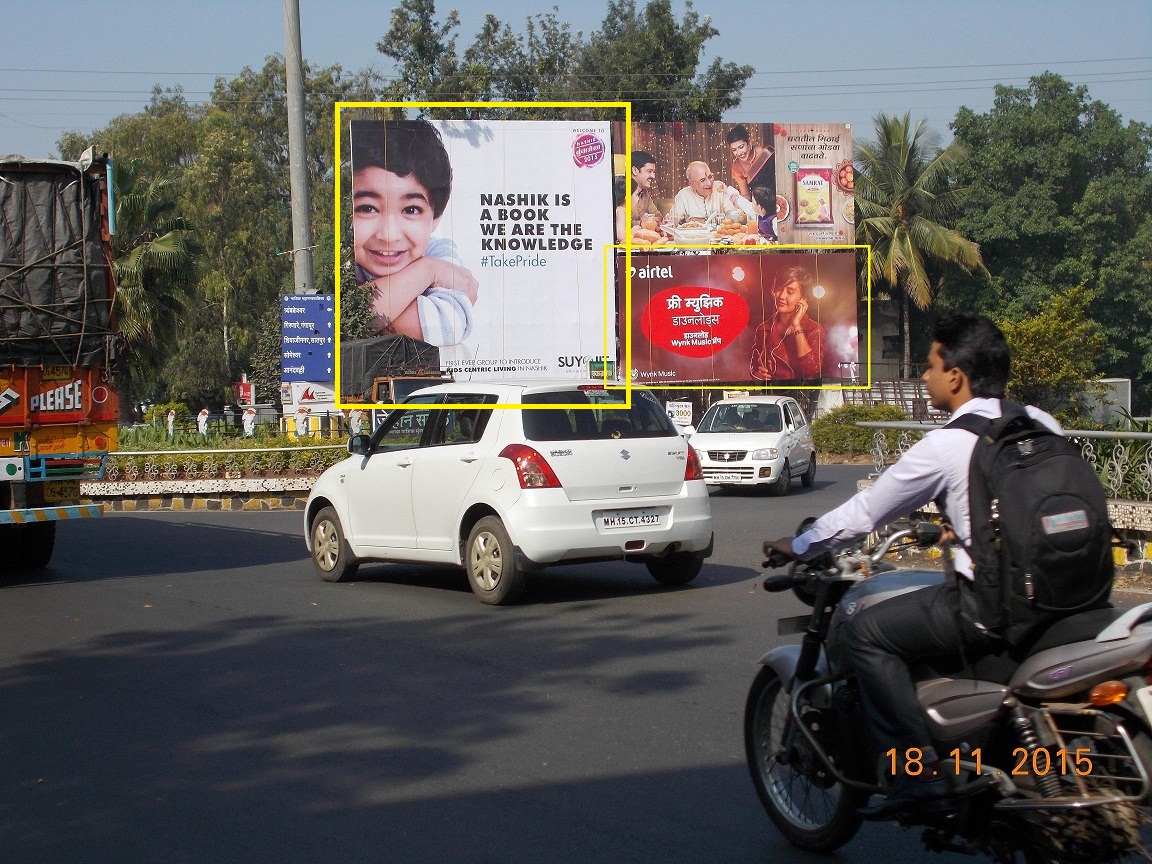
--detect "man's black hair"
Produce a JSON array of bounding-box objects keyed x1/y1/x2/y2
[
  {"x1": 933, "y1": 313, "x2": 1010, "y2": 398},
  {"x1": 725, "y1": 124, "x2": 751, "y2": 146},
  {"x1": 631, "y1": 150, "x2": 656, "y2": 174},
  {"x1": 350, "y1": 119, "x2": 452, "y2": 218}
]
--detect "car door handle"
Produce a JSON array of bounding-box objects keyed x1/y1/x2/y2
[
  {"x1": 397, "y1": 458, "x2": 413, "y2": 468},
  {"x1": 460, "y1": 453, "x2": 478, "y2": 463}
]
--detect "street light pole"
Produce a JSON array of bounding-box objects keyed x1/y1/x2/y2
[{"x1": 283, "y1": 0, "x2": 314, "y2": 294}]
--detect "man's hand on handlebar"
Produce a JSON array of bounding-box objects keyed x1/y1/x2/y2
[{"x1": 762, "y1": 537, "x2": 797, "y2": 569}]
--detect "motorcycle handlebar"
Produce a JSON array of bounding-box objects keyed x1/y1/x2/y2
[
  {"x1": 762, "y1": 572, "x2": 802, "y2": 592},
  {"x1": 762, "y1": 552, "x2": 793, "y2": 570}
]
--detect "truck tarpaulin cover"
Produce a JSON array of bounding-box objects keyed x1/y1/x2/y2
[
  {"x1": 340, "y1": 335, "x2": 441, "y2": 399},
  {"x1": 0, "y1": 156, "x2": 114, "y2": 366}
]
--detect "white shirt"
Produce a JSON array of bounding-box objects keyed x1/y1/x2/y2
[
  {"x1": 792, "y1": 398, "x2": 1062, "y2": 577},
  {"x1": 670, "y1": 184, "x2": 756, "y2": 224}
]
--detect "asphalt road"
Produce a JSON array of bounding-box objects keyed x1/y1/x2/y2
[{"x1": 0, "y1": 464, "x2": 978, "y2": 863}]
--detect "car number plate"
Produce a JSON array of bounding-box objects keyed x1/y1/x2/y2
[
  {"x1": 710, "y1": 473, "x2": 742, "y2": 482},
  {"x1": 42, "y1": 480, "x2": 81, "y2": 503},
  {"x1": 600, "y1": 510, "x2": 661, "y2": 529}
]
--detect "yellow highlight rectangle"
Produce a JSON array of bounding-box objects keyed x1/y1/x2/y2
[{"x1": 333, "y1": 101, "x2": 631, "y2": 412}]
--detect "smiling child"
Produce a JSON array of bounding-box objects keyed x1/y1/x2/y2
[{"x1": 350, "y1": 120, "x2": 477, "y2": 346}]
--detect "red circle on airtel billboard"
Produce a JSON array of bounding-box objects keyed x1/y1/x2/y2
[{"x1": 640, "y1": 286, "x2": 750, "y2": 358}]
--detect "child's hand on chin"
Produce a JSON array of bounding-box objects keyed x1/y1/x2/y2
[{"x1": 429, "y1": 259, "x2": 479, "y2": 305}]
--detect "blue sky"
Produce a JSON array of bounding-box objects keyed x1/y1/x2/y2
[{"x1": 2, "y1": 0, "x2": 1150, "y2": 158}]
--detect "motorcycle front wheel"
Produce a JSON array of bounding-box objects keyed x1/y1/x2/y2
[{"x1": 744, "y1": 666, "x2": 864, "y2": 852}]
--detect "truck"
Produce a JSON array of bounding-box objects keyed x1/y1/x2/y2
[
  {"x1": 339, "y1": 334, "x2": 450, "y2": 404},
  {"x1": 0, "y1": 150, "x2": 118, "y2": 570}
]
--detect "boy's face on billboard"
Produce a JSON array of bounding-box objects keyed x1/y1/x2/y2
[{"x1": 353, "y1": 167, "x2": 441, "y2": 278}]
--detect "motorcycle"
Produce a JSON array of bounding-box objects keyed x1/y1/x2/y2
[{"x1": 746, "y1": 522, "x2": 1152, "y2": 863}]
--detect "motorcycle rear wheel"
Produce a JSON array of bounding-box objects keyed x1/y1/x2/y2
[{"x1": 744, "y1": 666, "x2": 864, "y2": 852}]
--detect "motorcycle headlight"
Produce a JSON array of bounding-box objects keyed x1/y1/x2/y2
[{"x1": 750, "y1": 448, "x2": 779, "y2": 460}]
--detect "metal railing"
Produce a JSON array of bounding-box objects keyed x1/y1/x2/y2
[{"x1": 859, "y1": 422, "x2": 1152, "y2": 502}]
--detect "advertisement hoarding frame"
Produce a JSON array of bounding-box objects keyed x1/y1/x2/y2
[
  {"x1": 334, "y1": 101, "x2": 632, "y2": 412},
  {"x1": 607, "y1": 242, "x2": 874, "y2": 392}
]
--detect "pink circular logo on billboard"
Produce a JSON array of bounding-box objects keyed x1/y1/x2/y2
[{"x1": 573, "y1": 133, "x2": 605, "y2": 168}]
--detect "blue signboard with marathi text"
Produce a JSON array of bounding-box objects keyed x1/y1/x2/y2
[{"x1": 281, "y1": 295, "x2": 335, "y2": 382}]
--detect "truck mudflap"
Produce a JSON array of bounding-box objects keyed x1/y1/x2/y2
[{"x1": 0, "y1": 504, "x2": 103, "y2": 525}]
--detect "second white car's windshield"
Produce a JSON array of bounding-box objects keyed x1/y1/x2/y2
[{"x1": 697, "y1": 403, "x2": 783, "y2": 433}]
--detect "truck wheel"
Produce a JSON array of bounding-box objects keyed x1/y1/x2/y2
[
  {"x1": 14, "y1": 521, "x2": 56, "y2": 570},
  {"x1": 310, "y1": 506, "x2": 359, "y2": 582},
  {"x1": 465, "y1": 517, "x2": 525, "y2": 605}
]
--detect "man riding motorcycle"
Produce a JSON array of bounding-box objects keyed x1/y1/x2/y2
[{"x1": 764, "y1": 313, "x2": 1083, "y2": 819}]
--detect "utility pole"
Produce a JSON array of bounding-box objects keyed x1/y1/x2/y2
[{"x1": 283, "y1": 0, "x2": 314, "y2": 294}]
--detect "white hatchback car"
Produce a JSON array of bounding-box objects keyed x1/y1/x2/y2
[
  {"x1": 305, "y1": 381, "x2": 714, "y2": 604},
  {"x1": 689, "y1": 395, "x2": 816, "y2": 495}
]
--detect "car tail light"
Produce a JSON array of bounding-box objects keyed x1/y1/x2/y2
[
  {"x1": 685, "y1": 446, "x2": 704, "y2": 481},
  {"x1": 500, "y1": 444, "x2": 562, "y2": 489}
]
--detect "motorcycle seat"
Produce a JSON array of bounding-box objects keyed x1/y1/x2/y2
[
  {"x1": 915, "y1": 605, "x2": 1125, "y2": 686},
  {"x1": 1020, "y1": 605, "x2": 1125, "y2": 656}
]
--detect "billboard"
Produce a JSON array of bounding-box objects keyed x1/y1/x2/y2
[
  {"x1": 342, "y1": 118, "x2": 615, "y2": 395},
  {"x1": 620, "y1": 251, "x2": 859, "y2": 386},
  {"x1": 625, "y1": 122, "x2": 854, "y2": 247}
]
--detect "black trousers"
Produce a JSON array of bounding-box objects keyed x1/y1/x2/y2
[{"x1": 843, "y1": 579, "x2": 999, "y2": 755}]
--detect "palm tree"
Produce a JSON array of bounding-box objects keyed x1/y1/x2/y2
[
  {"x1": 855, "y1": 113, "x2": 987, "y2": 375},
  {"x1": 110, "y1": 161, "x2": 196, "y2": 420}
]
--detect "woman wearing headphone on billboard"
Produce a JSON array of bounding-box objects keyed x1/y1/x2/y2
[{"x1": 750, "y1": 266, "x2": 826, "y2": 381}]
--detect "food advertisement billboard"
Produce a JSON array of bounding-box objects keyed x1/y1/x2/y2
[
  {"x1": 624, "y1": 122, "x2": 854, "y2": 248},
  {"x1": 342, "y1": 117, "x2": 615, "y2": 399},
  {"x1": 620, "y1": 250, "x2": 859, "y2": 386}
]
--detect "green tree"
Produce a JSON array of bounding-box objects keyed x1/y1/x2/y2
[
  {"x1": 160, "y1": 300, "x2": 234, "y2": 408},
  {"x1": 376, "y1": 0, "x2": 472, "y2": 103},
  {"x1": 573, "y1": 0, "x2": 753, "y2": 120},
  {"x1": 58, "y1": 87, "x2": 201, "y2": 176},
  {"x1": 177, "y1": 110, "x2": 285, "y2": 404},
  {"x1": 950, "y1": 73, "x2": 1152, "y2": 408},
  {"x1": 109, "y1": 161, "x2": 197, "y2": 418},
  {"x1": 854, "y1": 113, "x2": 987, "y2": 374},
  {"x1": 375, "y1": 0, "x2": 752, "y2": 120},
  {"x1": 249, "y1": 306, "x2": 286, "y2": 405},
  {"x1": 1000, "y1": 285, "x2": 1105, "y2": 416}
]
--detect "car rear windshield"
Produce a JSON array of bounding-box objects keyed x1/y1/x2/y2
[
  {"x1": 697, "y1": 403, "x2": 783, "y2": 433},
  {"x1": 522, "y1": 389, "x2": 678, "y2": 441}
]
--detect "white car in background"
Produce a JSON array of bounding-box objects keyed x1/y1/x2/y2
[
  {"x1": 689, "y1": 395, "x2": 816, "y2": 495},
  {"x1": 304, "y1": 381, "x2": 714, "y2": 605}
]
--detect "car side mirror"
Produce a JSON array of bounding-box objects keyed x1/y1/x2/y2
[{"x1": 347, "y1": 433, "x2": 372, "y2": 456}]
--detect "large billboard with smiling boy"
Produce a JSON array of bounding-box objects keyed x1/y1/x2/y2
[{"x1": 343, "y1": 117, "x2": 616, "y2": 398}]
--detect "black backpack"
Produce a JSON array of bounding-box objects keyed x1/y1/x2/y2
[{"x1": 946, "y1": 401, "x2": 1113, "y2": 644}]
